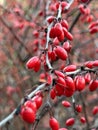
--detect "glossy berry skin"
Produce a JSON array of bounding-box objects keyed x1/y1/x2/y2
[
  {"x1": 63, "y1": 41, "x2": 72, "y2": 52},
  {"x1": 49, "y1": 117, "x2": 59, "y2": 130},
  {"x1": 92, "y1": 106, "x2": 98, "y2": 115},
  {"x1": 56, "y1": 77, "x2": 66, "y2": 87},
  {"x1": 65, "y1": 76, "x2": 75, "y2": 91},
  {"x1": 89, "y1": 80, "x2": 98, "y2": 91},
  {"x1": 24, "y1": 100, "x2": 37, "y2": 113},
  {"x1": 50, "y1": 88, "x2": 56, "y2": 99},
  {"x1": 21, "y1": 106, "x2": 35, "y2": 123},
  {"x1": 54, "y1": 46, "x2": 68, "y2": 60},
  {"x1": 75, "y1": 105, "x2": 82, "y2": 113},
  {"x1": 84, "y1": 73, "x2": 91, "y2": 83},
  {"x1": 61, "y1": 19, "x2": 69, "y2": 30},
  {"x1": 62, "y1": 101, "x2": 71, "y2": 107},
  {"x1": 80, "y1": 117, "x2": 86, "y2": 124},
  {"x1": 32, "y1": 96, "x2": 43, "y2": 109},
  {"x1": 84, "y1": 61, "x2": 93, "y2": 68},
  {"x1": 54, "y1": 70, "x2": 65, "y2": 78},
  {"x1": 26, "y1": 56, "x2": 41, "y2": 72},
  {"x1": 75, "y1": 76, "x2": 85, "y2": 91},
  {"x1": 65, "y1": 118, "x2": 75, "y2": 126},
  {"x1": 93, "y1": 60, "x2": 98, "y2": 67},
  {"x1": 47, "y1": 16, "x2": 55, "y2": 24},
  {"x1": 63, "y1": 65, "x2": 77, "y2": 72},
  {"x1": 89, "y1": 27, "x2": 98, "y2": 34},
  {"x1": 55, "y1": 84, "x2": 64, "y2": 96},
  {"x1": 63, "y1": 27, "x2": 73, "y2": 41}
]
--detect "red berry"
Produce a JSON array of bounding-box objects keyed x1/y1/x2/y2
[
  {"x1": 65, "y1": 76, "x2": 75, "y2": 92},
  {"x1": 49, "y1": 27, "x2": 56, "y2": 38},
  {"x1": 63, "y1": 65, "x2": 77, "y2": 72},
  {"x1": 61, "y1": 1, "x2": 68, "y2": 11},
  {"x1": 50, "y1": 88, "x2": 56, "y2": 99},
  {"x1": 62, "y1": 101, "x2": 71, "y2": 107},
  {"x1": 58, "y1": 31, "x2": 64, "y2": 42},
  {"x1": 75, "y1": 105, "x2": 82, "y2": 113},
  {"x1": 63, "y1": 27, "x2": 73, "y2": 41},
  {"x1": 84, "y1": 73, "x2": 91, "y2": 83},
  {"x1": 61, "y1": 19, "x2": 69, "y2": 30},
  {"x1": 93, "y1": 60, "x2": 98, "y2": 67},
  {"x1": 89, "y1": 26, "x2": 98, "y2": 34},
  {"x1": 84, "y1": 61, "x2": 93, "y2": 68},
  {"x1": 54, "y1": 70, "x2": 65, "y2": 78},
  {"x1": 26, "y1": 56, "x2": 41, "y2": 72},
  {"x1": 54, "y1": 46, "x2": 68, "y2": 60},
  {"x1": 86, "y1": 15, "x2": 94, "y2": 23},
  {"x1": 32, "y1": 96, "x2": 43, "y2": 109},
  {"x1": 89, "y1": 80, "x2": 98, "y2": 91},
  {"x1": 89, "y1": 21, "x2": 98, "y2": 29},
  {"x1": 21, "y1": 106, "x2": 35, "y2": 123},
  {"x1": 49, "y1": 117, "x2": 59, "y2": 130},
  {"x1": 53, "y1": 37, "x2": 60, "y2": 45},
  {"x1": 54, "y1": 23, "x2": 63, "y2": 37},
  {"x1": 78, "y1": 4, "x2": 86, "y2": 14},
  {"x1": 47, "y1": 16, "x2": 55, "y2": 24},
  {"x1": 55, "y1": 84, "x2": 64, "y2": 96},
  {"x1": 48, "y1": 51, "x2": 56, "y2": 61},
  {"x1": 63, "y1": 41, "x2": 72, "y2": 52},
  {"x1": 66, "y1": 118, "x2": 75, "y2": 126},
  {"x1": 92, "y1": 106, "x2": 98, "y2": 115},
  {"x1": 33, "y1": 30, "x2": 39, "y2": 38},
  {"x1": 80, "y1": 117, "x2": 86, "y2": 124},
  {"x1": 56, "y1": 77, "x2": 66, "y2": 87},
  {"x1": 75, "y1": 76, "x2": 85, "y2": 91},
  {"x1": 24, "y1": 100, "x2": 37, "y2": 113}
]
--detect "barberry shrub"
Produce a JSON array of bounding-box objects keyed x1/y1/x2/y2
[{"x1": 0, "y1": 0, "x2": 98, "y2": 130}]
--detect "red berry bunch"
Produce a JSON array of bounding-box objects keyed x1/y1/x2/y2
[{"x1": 20, "y1": 93, "x2": 43, "y2": 123}]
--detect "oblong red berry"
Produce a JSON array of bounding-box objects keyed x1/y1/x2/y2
[
  {"x1": 65, "y1": 76, "x2": 75, "y2": 92},
  {"x1": 75, "y1": 105, "x2": 82, "y2": 113},
  {"x1": 93, "y1": 60, "x2": 98, "y2": 67},
  {"x1": 50, "y1": 88, "x2": 56, "y2": 99},
  {"x1": 84, "y1": 61, "x2": 93, "y2": 68},
  {"x1": 63, "y1": 41, "x2": 72, "y2": 52},
  {"x1": 80, "y1": 117, "x2": 86, "y2": 124},
  {"x1": 84, "y1": 73, "x2": 91, "y2": 83},
  {"x1": 24, "y1": 100, "x2": 37, "y2": 113},
  {"x1": 75, "y1": 76, "x2": 85, "y2": 91},
  {"x1": 47, "y1": 16, "x2": 55, "y2": 24},
  {"x1": 92, "y1": 106, "x2": 98, "y2": 115},
  {"x1": 26, "y1": 56, "x2": 41, "y2": 72},
  {"x1": 21, "y1": 106, "x2": 35, "y2": 123},
  {"x1": 54, "y1": 70, "x2": 65, "y2": 78},
  {"x1": 63, "y1": 65, "x2": 77, "y2": 72},
  {"x1": 89, "y1": 80, "x2": 98, "y2": 91},
  {"x1": 61, "y1": 19, "x2": 69, "y2": 30},
  {"x1": 66, "y1": 118, "x2": 75, "y2": 126},
  {"x1": 55, "y1": 84, "x2": 64, "y2": 96},
  {"x1": 54, "y1": 46, "x2": 68, "y2": 60},
  {"x1": 89, "y1": 26, "x2": 98, "y2": 34},
  {"x1": 49, "y1": 117, "x2": 59, "y2": 130},
  {"x1": 62, "y1": 100, "x2": 71, "y2": 107},
  {"x1": 32, "y1": 96, "x2": 43, "y2": 109}
]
